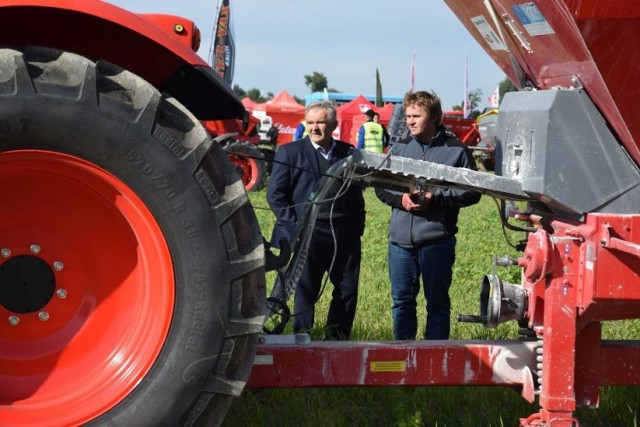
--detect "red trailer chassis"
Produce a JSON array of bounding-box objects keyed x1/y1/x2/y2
[{"x1": 252, "y1": 213, "x2": 640, "y2": 426}]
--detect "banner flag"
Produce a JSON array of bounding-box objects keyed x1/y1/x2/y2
[
  {"x1": 463, "y1": 49, "x2": 471, "y2": 118},
  {"x1": 212, "y1": 0, "x2": 235, "y2": 84},
  {"x1": 489, "y1": 84, "x2": 500, "y2": 108},
  {"x1": 375, "y1": 68, "x2": 383, "y2": 107},
  {"x1": 409, "y1": 50, "x2": 416, "y2": 92}
]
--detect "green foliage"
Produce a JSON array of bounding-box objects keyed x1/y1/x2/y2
[
  {"x1": 499, "y1": 77, "x2": 518, "y2": 103},
  {"x1": 304, "y1": 71, "x2": 329, "y2": 93},
  {"x1": 229, "y1": 189, "x2": 640, "y2": 427},
  {"x1": 303, "y1": 71, "x2": 340, "y2": 94},
  {"x1": 451, "y1": 88, "x2": 483, "y2": 116},
  {"x1": 232, "y1": 84, "x2": 273, "y2": 102}
]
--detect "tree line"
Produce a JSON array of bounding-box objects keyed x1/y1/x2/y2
[{"x1": 233, "y1": 71, "x2": 517, "y2": 112}]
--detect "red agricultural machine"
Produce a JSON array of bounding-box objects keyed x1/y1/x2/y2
[
  {"x1": 442, "y1": 109, "x2": 497, "y2": 170},
  {"x1": 2, "y1": 1, "x2": 640, "y2": 427},
  {"x1": 204, "y1": 116, "x2": 270, "y2": 192}
]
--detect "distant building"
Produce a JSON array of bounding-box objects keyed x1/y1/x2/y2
[{"x1": 304, "y1": 92, "x2": 403, "y2": 106}]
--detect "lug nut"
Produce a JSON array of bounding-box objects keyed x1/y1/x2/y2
[
  {"x1": 38, "y1": 311, "x2": 50, "y2": 322},
  {"x1": 1, "y1": 248, "x2": 11, "y2": 258},
  {"x1": 30, "y1": 244, "x2": 41, "y2": 254},
  {"x1": 8, "y1": 315, "x2": 19, "y2": 326},
  {"x1": 56, "y1": 288, "x2": 68, "y2": 299},
  {"x1": 53, "y1": 261, "x2": 64, "y2": 271}
]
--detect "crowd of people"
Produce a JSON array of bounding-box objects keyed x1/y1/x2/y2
[{"x1": 266, "y1": 90, "x2": 479, "y2": 340}]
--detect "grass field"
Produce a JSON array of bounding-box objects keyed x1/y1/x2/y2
[{"x1": 223, "y1": 189, "x2": 640, "y2": 426}]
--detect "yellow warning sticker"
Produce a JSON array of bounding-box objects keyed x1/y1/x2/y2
[{"x1": 370, "y1": 361, "x2": 406, "y2": 372}]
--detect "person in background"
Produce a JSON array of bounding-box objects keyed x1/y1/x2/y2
[
  {"x1": 267, "y1": 101, "x2": 366, "y2": 340},
  {"x1": 357, "y1": 109, "x2": 384, "y2": 153},
  {"x1": 266, "y1": 124, "x2": 279, "y2": 145},
  {"x1": 293, "y1": 120, "x2": 308, "y2": 141},
  {"x1": 373, "y1": 112, "x2": 390, "y2": 150},
  {"x1": 375, "y1": 90, "x2": 480, "y2": 340}
]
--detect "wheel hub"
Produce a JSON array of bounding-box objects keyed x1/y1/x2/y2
[{"x1": 0, "y1": 254, "x2": 55, "y2": 313}]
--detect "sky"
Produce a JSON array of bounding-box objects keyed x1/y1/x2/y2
[{"x1": 107, "y1": 0, "x2": 506, "y2": 110}]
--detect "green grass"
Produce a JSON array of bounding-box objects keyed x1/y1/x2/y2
[{"x1": 224, "y1": 189, "x2": 640, "y2": 426}]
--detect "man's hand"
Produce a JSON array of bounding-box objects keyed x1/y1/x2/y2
[{"x1": 402, "y1": 191, "x2": 432, "y2": 211}]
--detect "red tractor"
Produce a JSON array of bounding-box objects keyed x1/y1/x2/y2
[
  {"x1": 0, "y1": 2, "x2": 265, "y2": 425},
  {"x1": 204, "y1": 116, "x2": 270, "y2": 192}
]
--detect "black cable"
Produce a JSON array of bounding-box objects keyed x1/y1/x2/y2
[{"x1": 491, "y1": 197, "x2": 534, "y2": 250}]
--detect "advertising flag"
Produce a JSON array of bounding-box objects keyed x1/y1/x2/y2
[
  {"x1": 375, "y1": 68, "x2": 383, "y2": 107},
  {"x1": 409, "y1": 50, "x2": 416, "y2": 92},
  {"x1": 212, "y1": 0, "x2": 235, "y2": 84},
  {"x1": 463, "y1": 49, "x2": 471, "y2": 118},
  {"x1": 489, "y1": 84, "x2": 500, "y2": 108}
]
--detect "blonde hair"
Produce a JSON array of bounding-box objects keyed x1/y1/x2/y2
[{"x1": 403, "y1": 91, "x2": 443, "y2": 126}]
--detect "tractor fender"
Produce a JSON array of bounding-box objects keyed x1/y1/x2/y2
[{"x1": 0, "y1": 0, "x2": 245, "y2": 120}]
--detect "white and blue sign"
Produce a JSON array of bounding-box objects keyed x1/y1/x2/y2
[{"x1": 512, "y1": 3, "x2": 555, "y2": 36}]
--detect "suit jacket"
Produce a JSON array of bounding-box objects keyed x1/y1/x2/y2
[{"x1": 267, "y1": 137, "x2": 365, "y2": 247}]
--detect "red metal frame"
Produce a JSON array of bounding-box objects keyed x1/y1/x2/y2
[
  {"x1": 248, "y1": 213, "x2": 640, "y2": 426},
  {"x1": 248, "y1": 339, "x2": 640, "y2": 390}
]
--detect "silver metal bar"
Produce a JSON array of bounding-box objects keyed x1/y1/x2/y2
[{"x1": 349, "y1": 150, "x2": 532, "y2": 201}]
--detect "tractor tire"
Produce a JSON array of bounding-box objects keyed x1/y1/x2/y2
[
  {"x1": 0, "y1": 46, "x2": 265, "y2": 426},
  {"x1": 225, "y1": 140, "x2": 267, "y2": 192}
]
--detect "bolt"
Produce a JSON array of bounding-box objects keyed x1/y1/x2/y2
[
  {"x1": 38, "y1": 311, "x2": 50, "y2": 322},
  {"x1": 600, "y1": 239, "x2": 607, "y2": 247},
  {"x1": 56, "y1": 288, "x2": 68, "y2": 299},
  {"x1": 8, "y1": 315, "x2": 19, "y2": 326},
  {"x1": 30, "y1": 244, "x2": 41, "y2": 254},
  {"x1": 1, "y1": 248, "x2": 11, "y2": 258},
  {"x1": 53, "y1": 261, "x2": 64, "y2": 271}
]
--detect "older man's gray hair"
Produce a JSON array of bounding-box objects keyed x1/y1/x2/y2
[{"x1": 305, "y1": 101, "x2": 338, "y2": 127}]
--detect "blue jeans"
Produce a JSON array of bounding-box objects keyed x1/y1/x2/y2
[{"x1": 388, "y1": 238, "x2": 456, "y2": 340}]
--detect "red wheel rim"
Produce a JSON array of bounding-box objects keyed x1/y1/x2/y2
[
  {"x1": 0, "y1": 150, "x2": 174, "y2": 425},
  {"x1": 228, "y1": 153, "x2": 258, "y2": 189}
]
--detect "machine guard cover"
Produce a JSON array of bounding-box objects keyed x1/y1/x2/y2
[{"x1": 444, "y1": 0, "x2": 640, "y2": 166}]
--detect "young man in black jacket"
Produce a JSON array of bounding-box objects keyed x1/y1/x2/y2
[{"x1": 375, "y1": 91, "x2": 480, "y2": 340}]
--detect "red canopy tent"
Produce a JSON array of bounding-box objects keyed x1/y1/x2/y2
[
  {"x1": 376, "y1": 103, "x2": 395, "y2": 125},
  {"x1": 336, "y1": 95, "x2": 376, "y2": 145},
  {"x1": 254, "y1": 90, "x2": 305, "y2": 145},
  {"x1": 241, "y1": 97, "x2": 257, "y2": 112}
]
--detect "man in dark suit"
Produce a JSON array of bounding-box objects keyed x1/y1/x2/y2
[{"x1": 267, "y1": 101, "x2": 365, "y2": 340}]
